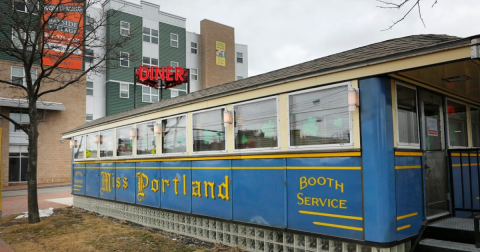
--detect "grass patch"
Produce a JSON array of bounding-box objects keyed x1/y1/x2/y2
[{"x1": 0, "y1": 207, "x2": 241, "y2": 252}]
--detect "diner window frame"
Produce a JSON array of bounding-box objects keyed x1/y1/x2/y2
[
  {"x1": 471, "y1": 105, "x2": 480, "y2": 148},
  {"x1": 99, "y1": 128, "x2": 115, "y2": 159},
  {"x1": 395, "y1": 81, "x2": 420, "y2": 149},
  {"x1": 85, "y1": 132, "x2": 99, "y2": 159},
  {"x1": 192, "y1": 106, "x2": 228, "y2": 155},
  {"x1": 287, "y1": 82, "x2": 354, "y2": 150},
  {"x1": 233, "y1": 96, "x2": 280, "y2": 152},
  {"x1": 161, "y1": 114, "x2": 188, "y2": 155},
  {"x1": 446, "y1": 98, "x2": 470, "y2": 149},
  {"x1": 136, "y1": 120, "x2": 158, "y2": 157},
  {"x1": 116, "y1": 125, "x2": 134, "y2": 157},
  {"x1": 73, "y1": 135, "x2": 85, "y2": 161}
]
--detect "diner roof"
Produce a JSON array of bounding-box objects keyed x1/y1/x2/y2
[{"x1": 64, "y1": 34, "x2": 476, "y2": 135}]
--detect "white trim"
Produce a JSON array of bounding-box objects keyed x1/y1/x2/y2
[
  {"x1": 170, "y1": 61, "x2": 179, "y2": 67},
  {"x1": 446, "y1": 97, "x2": 470, "y2": 149},
  {"x1": 141, "y1": 86, "x2": 159, "y2": 103},
  {"x1": 395, "y1": 81, "x2": 421, "y2": 149},
  {"x1": 161, "y1": 113, "x2": 188, "y2": 156},
  {"x1": 287, "y1": 82, "x2": 354, "y2": 150},
  {"x1": 136, "y1": 120, "x2": 158, "y2": 157},
  {"x1": 233, "y1": 96, "x2": 280, "y2": 152},
  {"x1": 0, "y1": 97, "x2": 64, "y2": 111},
  {"x1": 191, "y1": 106, "x2": 228, "y2": 155},
  {"x1": 170, "y1": 33, "x2": 178, "y2": 48},
  {"x1": 119, "y1": 83, "x2": 129, "y2": 99},
  {"x1": 190, "y1": 42, "x2": 197, "y2": 54}
]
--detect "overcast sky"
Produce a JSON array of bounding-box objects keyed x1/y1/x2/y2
[{"x1": 130, "y1": 0, "x2": 480, "y2": 77}]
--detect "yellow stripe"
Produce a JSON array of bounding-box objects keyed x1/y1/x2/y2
[
  {"x1": 136, "y1": 167, "x2": 160, "y2": 169},
  {"x1": 397, "y1": 212, "x2": 417, "y2": 220},
  {"x1": 115, "y1": 166, "x2": 136, "y2": 169},
  {"x1": 395, "y1": 166, "x2": 421, "y2": 169},
  {"x1": 161, "y1": 167, "x2": 191, "y2": 169},
  {"x1": 452, "y1": 164, "x2": 480, "y2": 167},
  {"x1": 73, "y1": 185, "x2": 83, "y2": 188},
  {"x1": 395, "y1": 152, "x2": 422, "y2": 157},
  {"x1": 232, "y1": 167, "x2": 284, "y2": 170},
  {"x1": 299, "y1": 210, "x2": 363, "y2": 221},
  {"x1": 313, "y1": 222, "x2": 363, "y2": 231},
  {"x1": 287, "y1": 167, "x2": 361, "y2": 170},
  {"x1": 397, "y1": 224, "x2": 411, "y2": 231},
  {"x1": 451, "y1": 153, "x2": 475, "y2": 157},
  {"x1": 73, "y1": 152, "x2": 362, "y2": 164},
  {"x1": 73, "y1": 189, "x2": 80, "y2": 191},
  {"x1": 191, "y1": 167, "x2": 231, "y2": 170}
]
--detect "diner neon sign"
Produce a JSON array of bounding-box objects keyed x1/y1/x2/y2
[{"x1": 135, "y1": 66, "x2": 189, "y2": 89}]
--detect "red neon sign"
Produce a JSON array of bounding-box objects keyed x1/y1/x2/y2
[{"x1": 136, "y1": 66, "x2": 189, "y2": 89}]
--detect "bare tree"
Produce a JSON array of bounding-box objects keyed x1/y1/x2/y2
[
  {"x1": 0, "y1": 0, "x2": 135, "y2": 223},
  {"x1": 377, "y1": 0, "x2": 438, "y2": 30}
]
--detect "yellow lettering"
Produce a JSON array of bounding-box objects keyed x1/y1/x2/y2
[
  {"x1": 151, "y1": 179, "x2": 159, "y2": 193},
  {"x1": 312, "y1": 197, "x2": 319, "y2": 206},
  {"x1": 162, "y1": 179, "x2": 170, "y2": 193},
  {"x1": 204, "y1": 181, "x2": 215, "y2": 199},
  {"x1": 339, "y1": 200, "x2": 347, "y2": 209},
  {"x1": 331, "y1": 199, "x2": 338, "y2": 208},
  {"x1": 317, "y1": 177, "x2": 326, "y2": 185},
  {"x1": 173, "y1": 177, "x2": 179, "y2": 195},
  {"x1": 217, "y1": 176, "x2": 230, "y2": 201},
  {"x1": 183, "y1": 174, "x2": 187, "y2": 195},
  {"x1": 327, "y1": 178, "x2": 334, "y2": 187},
  {"x1": 307, "y1": 177, "x2": 316, "y2": 186},
  {"x1": 100, "y1": 172, "x2": 112, "y2": 195},
  {"x1": 305, "y1": 197, "x2": 311, "y2": 206},
  {"x1": 123, "y1": 177, "x2": 128, "y2": 189},
  {"x1": 136, "y1": 172, "x2": 148, "y2": 201},
  {"x1": 335, "y1": 180, "x2": 344, "y2": 193},
  {"x1": 192, "y1": 181, "x2": 201, "y2": 197},
  {"x1": 116, "y1": 177, "x2": 121, "y2": 189},
  {"x1": 300, "y1": 176, "x2": 307, "y2": 190},
  {"x1": 297, "y1": 193, "x2": 304, "y2": 205},
  {"x1": 319, "y1": 198, "x2": 327, "y2": 207}
]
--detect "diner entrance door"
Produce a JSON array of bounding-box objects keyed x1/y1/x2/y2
[{"x1": 420, "y1": 91, "x2": 450, "y2": 219}]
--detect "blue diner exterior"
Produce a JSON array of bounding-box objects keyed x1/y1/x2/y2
[{"x1": 63, "y1": 34, "x2": 480, "y2": 251}]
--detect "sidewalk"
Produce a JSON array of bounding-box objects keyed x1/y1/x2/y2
[
  {"x1": 2, "y1": 182, "x2": 70, "y2": 191},
  {"x1": 0, "y1": 238, "x2": 13, "y2": 252}
]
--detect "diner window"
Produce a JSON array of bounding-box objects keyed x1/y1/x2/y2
[
  {"x1": 234, "y1": 97, "x2": 278, "y2": 150},
  {"x1": 85, "y1": 133, "x2": 98, "y2": 159},
  {"x1": 170, "y1": 33, "x2": 178, "y2": 48},
  {"x1": 142, "y1": 27, "x2": 158, "y2": 44},
  {"x1": 120, "y1": 52, "x2": 129, "y2": 67},
  {"x1": 447, "y1": 100, "x2": 468, "y2": 147},
  {"x1": 120, "y1": 21, "x2": 130, "y2": 36},
  {"x1": 193, "y1": 108, "x2": 226, "y2": 152},
  {"x1": 191, "y1": 42, "x2": 197, "y2": 54},
  {"x1": 289, "y1": 84, "x2": 350, "y2": 147},
  {"x1": 191, "y1": 68, "x2": 198, "y2": 80},
  {"x1": 142, "y1": 56, "x2": 158, "y2": 67},
  {"x1": 116, "y1": 126, "x2": 133, "y2": 156},
  {"x1": 396, "y1": 84, "x2": 419, "y2": 146},
  {"x1": 86, "y1": 81, "x2": 93, "y2": 96},
  {"x1": 11, "y1": 66, "x2": 36, "y2": 86},
  {"x1": 236, "y1": 52, "x2": 243, "y2": 63},
  {"x1": 99, "y1": 129, "x2": 114, "y2": 158},
  {"x1": 142, "y1": 86, "x2": 159, "y2": 103},
  {"x1": 137, "y1": 121, "x2": 157, "y2": 155},
  {"x1": 119, "y1": 83, "x2": 129, "y2": 98},
  {"x1": 73, "y1": 136, "x2": 84, "y2": 159},
  {"x1": 472, "y1": 107, "x2": 480, "y2": 147},
  {"x1": 162, "y1": 115, "x2": 187, "y2": 154}
]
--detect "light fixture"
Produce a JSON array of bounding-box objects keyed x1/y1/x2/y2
[
  {"x1": 153, "y1": 123, "x2": 161, "y2": 134},
  {"x1": 442, "y1": 75, "x2": 471, "y2": 83},
  {"x1": 129, "y1": 128, "x2": 137, "y2": 139},
  {"x1": 348, "y1": 88, "x2": 359, "y2": 112},
  {"x1": 223, "y1": 110, "x2": 233, "y2": 128},
  {"x1": 93, "y1": 134, "x2": 100, "y2": 144},
  {"x1": 69, "y1": 139, "x2": 78, "y2": 149}
]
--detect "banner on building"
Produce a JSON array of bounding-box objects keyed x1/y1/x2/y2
[
  {"x1": 43, "y1": 0, "x2": 84, "y2": 69},
  {"x1": 216, "y1": 41, "x2": 225, "y2": 67}
]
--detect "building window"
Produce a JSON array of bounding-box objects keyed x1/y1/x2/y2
[
  {"x1": 73, "y1": 135, "x2": 84, "y2": 160},
  {"x1": 142, "y1": 27, "x2": 158, "y2": 44},
  {"x1": 472, "y1": 107, "x2": 480, "y2": 147},
  {"x1": 170, "y1": 61, "x2": 179, "y2": 67},
  {"x1": 8, "y1": 147, "x2": 28, "y2": 182},
  {"x1": 288, "y1": 84, "x2": 350, "y2": 147},
  {"x1": 12, "y1": 29, "x2": 36, "y2": 50},
  {"x1": 14, "y1": 0, "x2": 37, "y2": 13},
  {"x1": 119, "y1": 83, "x2": 129, "y2": 98},
  {"x1": 85, "y1": 49, "x2": 94, "y2": 64},
  {"x1": 162, "y1": 115, "x2": 187, "y2": 154},
  {"x1": 99, "y1": 129, "x2": 114, "y2": 158},
  {"x1": 396, "y1": 83, "x2": 419, "y2": 147},
  {"x1": 137, "y1": 121, "x2": 156, "y2": 155},
  {"x1": 447, "y1": 100, "x2": 468, "y2": 147},
  {"x1": 142, "y1": 56, "x2": 158, "y2": 68},
  {"x1": 170, "y1": 33, "x2": 178, "y2": 48},
  {"x1": 236, "y1": 76, "x2": 243, "y2": 80},
  {"x1": 85, "y1": 133, "x2": 97, "y2": 158},
  {"x1": 120, "y1": 21, "x2": 130, "y2": 36},
  {"x1": 234, "y1": 97, "x2": 278, "y2": 150},
  {"x1": 191, "y1": 42, "x2": 197, "y2": 54},
  {"x1": 236, "y1": 52, "x2": 243, "y2": 63},
  {"x1": 191, "y1": 68, "x2": 198, "y2": 80},
  {"x1": 120, "y1": 52, "x2": 129, "y2": 67},
  {"x1": 8, "y1": 109, "x2": 30, "y2": 133},
  {"x1": 170, "y1": 89, "x2": 186, "y2": 98},
  {"x1": 142, "y1": 86, "x2": 159, "y2": 103},
  {"x1": 85, "y1": 16, "x2": 94, "y2": 32},
  {"x1": 117, "y1": 126, "x2": 133, "y2": 156},
  {"x1": 86, "y1": 114, "x2": 93, "y2": 121},
  {"x1": 193, "y1": 108, "x2": 226, "y2": 152},
  {"x1": 11, "y1": 66, "x2": 36, "y2": 86},
  {"x1": 86, "y1": 81, "x2": 93, "y2": 96}
]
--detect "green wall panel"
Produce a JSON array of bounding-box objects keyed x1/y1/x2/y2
[
  {"x1": 106, "y1": 82, "x2": 156, "y2": 116},
  {"x1": 159, "y1": 22, "x2": 186, "y2": 91}
]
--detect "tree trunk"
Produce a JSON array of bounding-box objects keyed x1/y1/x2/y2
[{"x1": 27, "y1": 100, "x2": 40, "y2": 223}]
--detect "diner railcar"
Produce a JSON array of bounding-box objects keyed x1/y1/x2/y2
[{"x1": 63, "y1": 34, "x2": 480, "y2": 252}]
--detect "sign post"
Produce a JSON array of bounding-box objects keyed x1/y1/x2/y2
[{"x1": 133, "y1": 67, "x2": 137, "y2": 109}]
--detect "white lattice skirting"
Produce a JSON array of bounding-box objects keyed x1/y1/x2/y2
[{"x1": 74, "y1": 195, "x2": 411, "y2": 252}]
